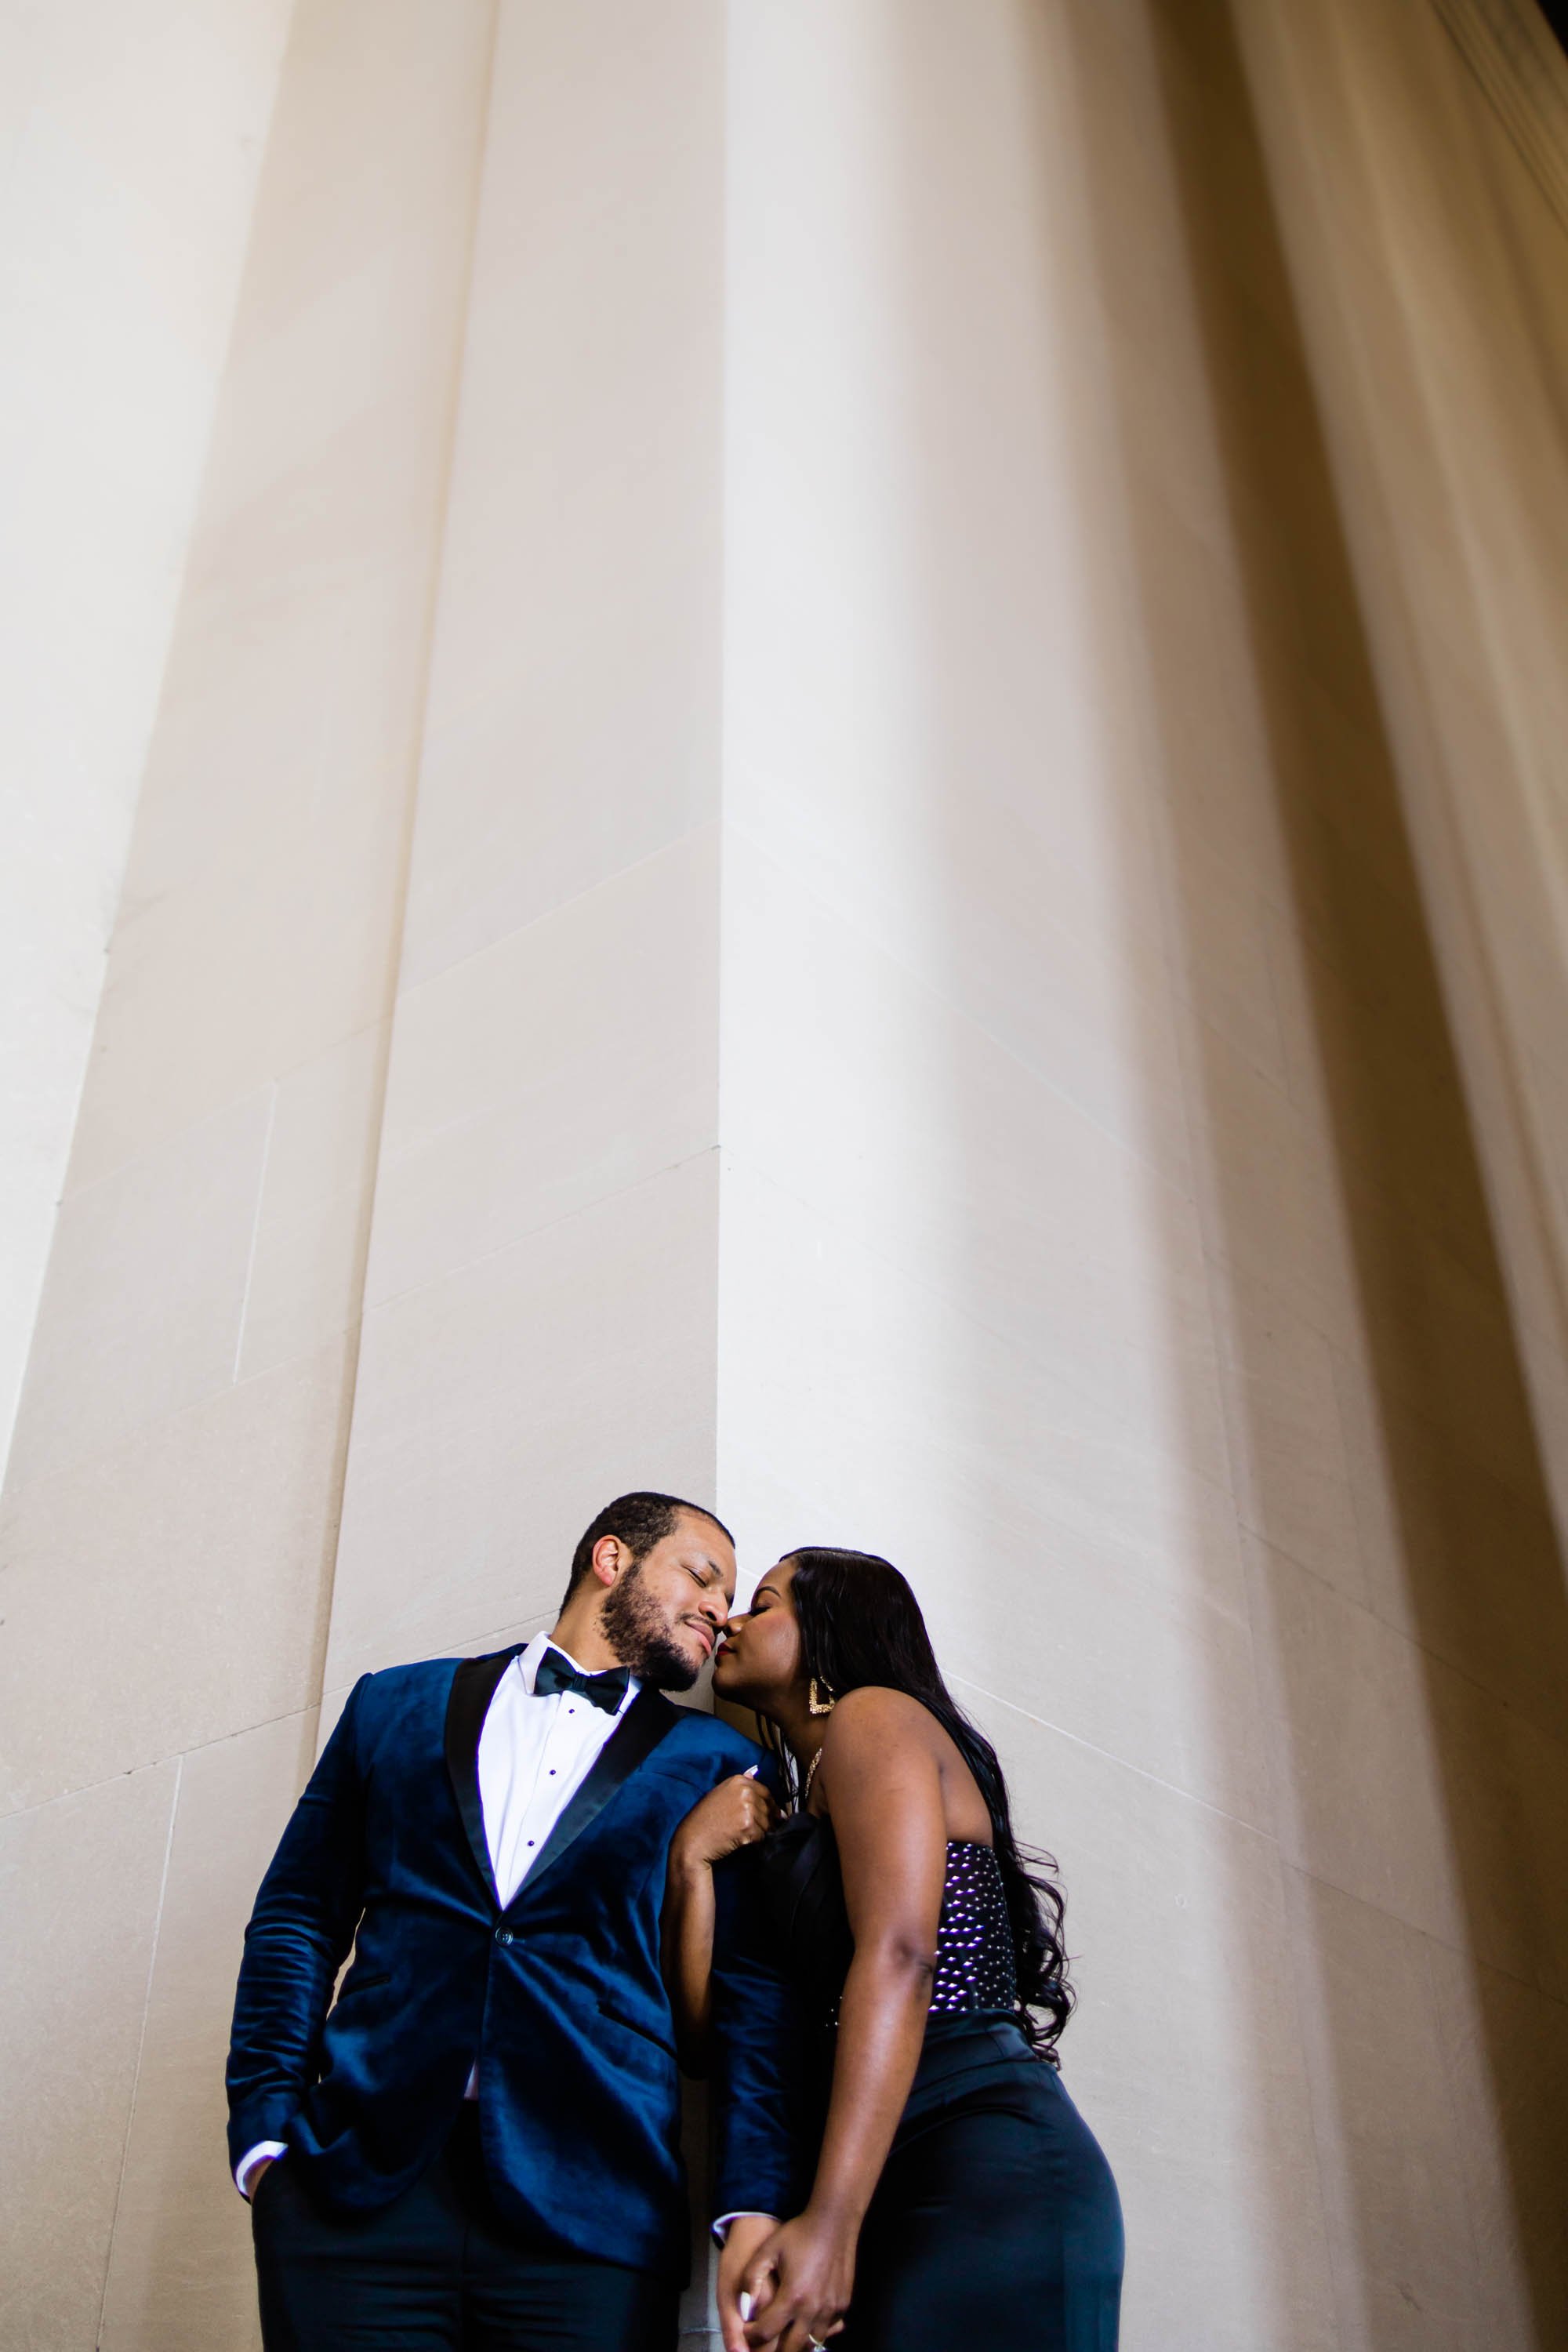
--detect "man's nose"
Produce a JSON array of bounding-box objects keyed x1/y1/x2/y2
[{"x1": 704, "y1": 1588, "x2": 731, "y2": 1625}]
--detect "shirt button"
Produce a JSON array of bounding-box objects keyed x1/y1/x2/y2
[{"x1": 495, "y1": 1927, "x2": 514, "y2": 1946}]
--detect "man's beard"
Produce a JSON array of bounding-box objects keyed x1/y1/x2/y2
[{"x1": 599, "y1": 1563, "x2": 701, "y2": 1691}]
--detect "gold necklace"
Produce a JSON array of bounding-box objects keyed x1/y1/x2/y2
[{"x1": 800, "y1": 1745, "x2": 825, "y2": 1809}]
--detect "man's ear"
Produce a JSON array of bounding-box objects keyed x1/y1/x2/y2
[{"x1": 589, "y1": 1533, "x2": 626, "y2": 1590}]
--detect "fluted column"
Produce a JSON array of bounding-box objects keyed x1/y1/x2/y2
[
  {"x1": 5, "y1": 7, "x2": 1568, "y2": 2350},
  {"x1": 0, "y1": 7, "x2": 495, "y2": 2341}
]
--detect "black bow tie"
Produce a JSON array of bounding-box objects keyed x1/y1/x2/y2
[{"x1": 532, "y1": 1651, "x2": 631, "y2": 1715}]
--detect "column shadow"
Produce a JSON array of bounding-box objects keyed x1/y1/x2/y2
[
  {"x1": 1110, "y1": 0, "x2": 1568, "y2": 2338},
  {"x1": 877, "y1": 0, "x2": 1356, "y2": 2336}
]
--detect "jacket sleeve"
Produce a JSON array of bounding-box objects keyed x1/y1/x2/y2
[
  {"x1": 706, "y1": 1760, "x2": 815, "y2": 2223},
  {"x1": 225, "y1": 1675, "x2": 372, "y2": 2169}
]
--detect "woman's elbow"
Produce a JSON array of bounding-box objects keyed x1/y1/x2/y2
[{"x1": 861, "y1": 1936, "x2": 938, "y2": 1991}]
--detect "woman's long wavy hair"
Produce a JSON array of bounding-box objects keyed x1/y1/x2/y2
[{"x1": 766, "y1": 1546, "x2": 1074, "y2": 2058}]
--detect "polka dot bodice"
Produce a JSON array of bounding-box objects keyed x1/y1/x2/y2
[
  {"x1": 927, "y1": 1840, "x2": 1018, "y2": 2014},
  {"x1": 754, "y1": 1812, "x2": 1022, "y2": 2031}
]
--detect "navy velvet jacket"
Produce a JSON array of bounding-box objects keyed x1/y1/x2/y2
[{"x1": 226, "y1": 1646, "x2": 807, "y2": 2278}]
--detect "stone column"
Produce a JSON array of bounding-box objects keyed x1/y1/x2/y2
[
  {"x1": 0, "y1": 0, "x2": 295, "y2": 1477},
  {"x1": 0, "y1": 7, "x2": 495, "y2": 2342},
  {"x1": 5, "y1": 6, "x2": 1568, "y2": 2350}
]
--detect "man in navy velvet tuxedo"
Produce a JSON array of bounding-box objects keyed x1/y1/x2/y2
[{"x1": 227, "y1": 1491, "x2": 803, "y2": 2351}]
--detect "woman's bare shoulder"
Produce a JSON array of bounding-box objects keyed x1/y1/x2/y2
[{"x1": 822, "y1": 1686, "x2": 940, "y2": 1754}]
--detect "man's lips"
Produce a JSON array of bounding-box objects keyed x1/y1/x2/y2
[{"x1": 685, "y1": 1618, "x2": 717, "y2": 1658}]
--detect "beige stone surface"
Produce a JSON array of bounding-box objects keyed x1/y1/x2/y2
[
  {"x1": 1157, "y1": 824, "x2": 1290, "y2": 1096},
  {"x1": 953, "y1": 1522, "x2": 1272, "y2": 1835},
  {"x1": 368, "y1": 826, "x2": 719, "y2": 1308},
  {"x1": 72, "y1": 717, "x2": 407, "y2": 1199},
  {"x1": 0, "y1": 1763, "x2": 178, "y2": 2352},
  {"x1": 397, "y1": 0, "x2": 725, "y2": 991},
  {"x1": 325, "y1": 1152, "x2": 720, "y2": 1697},
  {"x1": 0, "y1": 0, "x2": 294, "y2": 1483},
  {"x1": 98, "y1": 1711, "x2": 318, "y2": 2352},
  {"x1": 1425, "y1": 1937, "x2": 1568, "y2": 2349},
  {"x1": 722, "y1": 840, "x2": 1218, "y2": 1461},
  {"x1": 6, "y1": 1, "x2": 1568, "y2": 2347},
  {"x1": 982, "y1": 1703, "x2": 1340, "y2": 2352},
  {"x1": 63, "y1": 0, "x2": 497, "y2": 1193},
  {"x1": 6, "y1": 1091, "x2": 272, "y2": 1494},
  {"x1": 717, "y1": 14, "x2": 1568, "y2": 2346},
  {"x1": 720, "y1": 1157, "x2": 1247, "y2": 1633},
  {"x1": 721, "y1": 5, "x2": 1189, "y2": 1197},
  {"x1": 1283, "y1": 1871, "x2": 1489, "y2": 2352},
  {"x1": 1421, "y1": 1662, "x2": 1568, "y2": 2009},
  {"x1": 1134, "y1": 516, "x2": 1297, "y2": 921},
  {"x1": 0, "y1": 12, "x2": 499, "y2": 2348},
  {"x1": 236, "y1": 1025, "x2": 387, "y2": 1384},
  {"x1": 1254, "y1": 1522, "x2": 1568, "y2": 2010},
  {"x1": 1210, "y1": 1264, "x2": 1367, "y2": 1607},
  {"x1": 1, "y1": 1336, "x2": 355, "y2": 1814},
  {"x1": 1266, "y1": 910, "x2": 1492, "y2": 1301},
  {"x1": 1181, "y1": 1011, "x2": 1361, "y2": 1359},
  {"x1": 1237, "y1": 0, "x2": 1568, "y2": 1401},
  {"x1": 1246, "y1": 1534, "x2": 1462, "y2": 1947},
  {"x1": 1332, "y1": 1342, "x2": 1568, "y2": 1744}
]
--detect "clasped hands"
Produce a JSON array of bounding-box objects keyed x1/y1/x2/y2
[{"x1": 718, "y1": 2210, "x2": 854, "y2": 2352}]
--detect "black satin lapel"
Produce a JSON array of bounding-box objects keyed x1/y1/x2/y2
[
  {"x1": 444, "y1": 1646, "x2": 524, "y2": 1904},
  {"x1": 513, "y1": 1686, "x2": 680, "y2": 1902}
]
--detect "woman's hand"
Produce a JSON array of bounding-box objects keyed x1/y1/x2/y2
[
  {"x1": 670, "y1": 1769, "x2": 778, "y2": 1875},
  {"x1": 735, "y1": 2211, "x2": 857, "y2": 2352},
  {"x1": 717, "y1": 2214, "x2": 779, "y2": 2352},
  {"x1": 663, "y1": 1770, "x2": 779, "y2": 2073}
]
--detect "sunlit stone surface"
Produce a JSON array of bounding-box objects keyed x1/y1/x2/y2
[{"x1": 2, "y1": 5, "x2": 1566, "y2": 2347}]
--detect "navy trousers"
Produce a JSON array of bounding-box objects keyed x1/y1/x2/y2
[
  {"x1": 839, "y1": 2016, "x2": 1123, "y2": 2352},
  {"x1": 250, "y1": 2111, "x2": 680, "y2": 2352}
]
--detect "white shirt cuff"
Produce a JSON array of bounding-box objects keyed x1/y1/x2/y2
[
  {"x1": 712, "y1": 2210, "x2": 778, "y2": 2245},
  {"x1": 236, "y1": 2141, "x2": 288, "y2": 2200}
]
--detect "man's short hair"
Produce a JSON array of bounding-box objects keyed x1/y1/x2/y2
[{"x1": 561, "y1": 1490, "x2": 734, "y2": 1608}]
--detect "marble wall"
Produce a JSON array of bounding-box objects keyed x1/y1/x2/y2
[
  {"x1": 764, "y1": 5, "x2": 1568, "y2": 2340},
  {"x1": 3, "y1": 3, "x2": 1566, "y2": 2348},
  {"x1": 0, "y1": 0, "x2": 296, "y2": 1477},
  {"x1": 0, "y1": 5, "x2": 496, "y2": 2341}
]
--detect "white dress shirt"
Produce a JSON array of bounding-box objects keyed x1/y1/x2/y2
[
  {"x1": 235, "y1": 1634, "x2": 637, "y2": 2197},
  {"x1": 477, "y1": 1632, "x2": 640, "y2": 1907}
]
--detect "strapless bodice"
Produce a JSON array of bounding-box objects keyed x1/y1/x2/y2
[
  {"x1": 927, "y1": 1837, "x2": 1018, "y2": 2013},
  {"x1": 750, "y1": 1809, "x2": 1018, "y2": 2026}
]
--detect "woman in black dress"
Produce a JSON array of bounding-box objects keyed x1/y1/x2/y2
[{"x1": 663, "y1": 1547, "x2": 1123, "y2": 2352}]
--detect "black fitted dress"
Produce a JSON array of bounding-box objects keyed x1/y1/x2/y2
[{"x1": 753, "y1": 1813, "x2": 1123, "y2": 2352}]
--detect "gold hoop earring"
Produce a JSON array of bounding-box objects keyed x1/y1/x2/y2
[{"x1": 808, "y1": 1678, "x2": 837, "y2": 1716}]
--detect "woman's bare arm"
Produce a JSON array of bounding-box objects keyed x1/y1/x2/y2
[
  {"x1": 733, "y1": 1690, "x2": 947, "y2": 2352},
  {"x1": 662, "y1": 1834, "x2": 720, "y2": 2073},
  {"x1": 663, "y1": 1772, "x2": 778, "y2": 2075},
  {"x1": 804, "y1": 1692, "x2": 946, "y2": 2227}
]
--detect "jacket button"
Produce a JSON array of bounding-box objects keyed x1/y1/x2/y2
[{"x1": 494, "y1": 1926, "x2": 514, "y2": 1946}]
